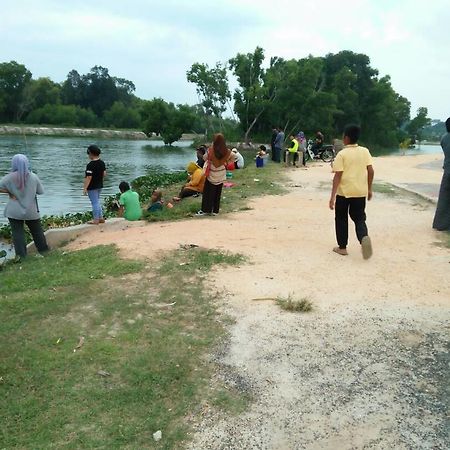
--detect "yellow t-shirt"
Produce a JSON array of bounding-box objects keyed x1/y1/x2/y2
[{"x1": 332, "y1": 144, "x2": 373, "y2": 198}]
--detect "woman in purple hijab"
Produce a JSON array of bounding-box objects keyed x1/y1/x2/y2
[{"x1": 0, "y1": 154, "x2": 49, "y2": 258}]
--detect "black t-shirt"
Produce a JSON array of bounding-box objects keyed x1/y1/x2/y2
[{"x1": 85, "y1": 159, "x2": 106, "y2": 190}]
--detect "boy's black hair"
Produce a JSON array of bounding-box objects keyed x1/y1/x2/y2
[
  {"x1": 87, "y1": 144, "x2": 101, "y2": 156},
  {"x1": 196, "y1": 145, "x2": 207, "y2": 154},
  {"x1": 446, "y1": 117, "x2": 450, "y2": 132},
  {"x1": 343, "y1": 124, "x2": 361, "y2": 144},
  {"x1": 119, "y1": 181, "x2": 130, "y2": 193},
  {"x1": 259, "y1": 144, "x2": 266, "y2": 151}
]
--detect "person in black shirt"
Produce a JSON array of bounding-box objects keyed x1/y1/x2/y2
[{"x1": 83, "y1": 145, "x2": 106, "y2": 224}]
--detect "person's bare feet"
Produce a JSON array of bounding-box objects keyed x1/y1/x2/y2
[
  {"x1": 333, "y1": 247, "x2": 348, "y2": 256},
  {"x1": 172, "y1": 197, "x2": 181, "y2": 202}
]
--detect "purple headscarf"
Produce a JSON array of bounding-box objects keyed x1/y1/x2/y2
[
  {"x1": 11, "y1": 154, "x2": 30, "y2": 190},
  {"x1": 296, "y1": 131, "x2": 306, "y2": 144}
]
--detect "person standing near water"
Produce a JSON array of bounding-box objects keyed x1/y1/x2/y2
[
  {"x1": 273, "y1": 126, "x2": 284, "y2": 163},
  {"x1": 196, "y1": 133, "x2": 232, "y2": 216},
  {"x1": 329, "y1": 124, "x2": 374, "y2": 259},
  {"x1": 0, "y1": 154, "x2": 49, "y2": 259},
  {"x1": 83, "y1": 145, "x2": 106, "y2": 225},
  {"x1": 432, "y1": 117, "x2": 450, "y2": 231}
]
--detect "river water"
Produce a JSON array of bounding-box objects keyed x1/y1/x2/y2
[
  {"x1": 0, "y1": 135, "x2": 196, "y2": 224},
  {"x1": 0, "y1": 136, "x2": 444, "y2": 224}
]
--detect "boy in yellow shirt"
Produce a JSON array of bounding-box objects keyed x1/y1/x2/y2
[{"x1": 329, "y1": 124, "x2": 374, "y2": 259}]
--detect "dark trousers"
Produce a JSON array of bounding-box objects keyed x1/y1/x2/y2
[
  {"x1": 179, "y1": 187, "x2": 198, "y2": 199},
  {"x1": 335, "y1": 196, "x2": 368, "y2": 249},
  {"x1": 8, "y1": 218, "x2": 49, "y2": 258},
  {"x1": 201, "y1": 179, "x2": 223, "y2": 214},
  {"x1": 273, "y1": 147, "x2": 282, "y2": 163},
  {"x1": 432, "y1": 173, "x2": 450, "y2": 231}
]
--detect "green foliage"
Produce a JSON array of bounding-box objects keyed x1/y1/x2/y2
[
  {"x1": 187, "y1": 62, "x2": 231, "y2": 135},
  {"x1": 229, "y1": 47, "x2": 271, "y2": 142},
  {"x1": 25, "y1": 104, "x2": 98, "y2": 127},
  {"x1": 0, "y1": 245, "x2": 246, "y2": 448},
  {"x1": 407, "y1": 107, "x2": 431, "y2": 141},
  {"x1": 141, "y1": 98, "x2": 196, "y2": 144},
  {"x1": 276, "y1": 295, "x2": 313, "y2": 312},
  {"x1": 421, "y1": 120, "x2": 446, "y2": 141},
  {"x1": 0, "y1": 60, "x2": 32, "y2": 121},
  {"x1": 130, "y1": 171, "x2": 187, "y2": 201},
  {"x1": 103, "y1": 101, "x2": 141, "y2": 129}
]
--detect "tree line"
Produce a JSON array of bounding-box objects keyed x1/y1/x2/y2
[{"x1": 0, "y1": 49, "x2": 431, "y2": 147}]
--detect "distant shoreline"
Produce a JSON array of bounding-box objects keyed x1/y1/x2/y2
[{"x1": 0, "y1": 125, "x2": 198, "y2": 141}]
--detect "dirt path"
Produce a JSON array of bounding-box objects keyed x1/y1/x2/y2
[{"x1": 67, "y1": 154, "x2": 449, "y2": 449}]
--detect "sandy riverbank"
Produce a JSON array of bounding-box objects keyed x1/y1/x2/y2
[{"x1": 66, "y1": 153, "x2": 449, "y2": 449}]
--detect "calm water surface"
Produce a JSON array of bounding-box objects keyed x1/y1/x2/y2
[{"x1": 0, "y1": 136, "x2": 195, "y2": 223}]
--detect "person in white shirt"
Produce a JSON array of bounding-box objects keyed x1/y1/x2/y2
[{"x1": 232, "y1": 148, "x2": 245, "y2": 169}]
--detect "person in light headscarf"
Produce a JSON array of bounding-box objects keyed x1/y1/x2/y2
[{"x1": 0, "y1": 154, "x2": 49, "y2": 258}]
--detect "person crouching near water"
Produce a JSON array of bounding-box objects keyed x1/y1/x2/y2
[
  {"x1": 83, "y1": 145, "x2": 106, "y2": 225},
  {"x1": 147, "y1": 189, "x2": 163, "y2": 212},
  {"x1": 173, "y1": 162, "x2": 205, "y2": 202},
  {"x1": 0, "y1": 154, "x2": 49, "y2": 259},
  {"x1": 117, "y1": 181, "x2": 142, "y2": 221},
  {"x1": 231, "y1": 148, "x2": 245, "y2": 169},
  {"x1": 196, "y1": 133, "x2": 233, "y2": 216}
]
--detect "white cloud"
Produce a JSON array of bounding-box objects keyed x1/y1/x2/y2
[{"x1": 0, "y1": 0, "x2": 449, "y2": 118}]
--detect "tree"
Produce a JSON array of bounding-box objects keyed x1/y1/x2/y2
[
  {"x1": 140, "y1": 98, "x2": 170, "y2": 136},
  {"x1": 140, "y1": 99, "x2": 195, "y2": 144},
  {"x1": 61, "y1": 70, "x2": 85, "y2": 106},
  {"x1": 229, "y1": 47, "x2": 275, "y2": 143},
  {"x1": 81, "y1": 66, "x2": 118, "y2": 117},
  {"x1": 186, "y1": 62, "x2": 231, "y2": 135},
  {"x1": 407, "y1": 107, "x2": 431, "y2": 141},
  {"x1": 19, "y1": 77, "x2": 61, "y2": 120},
  {"x1": 104, "y1": 101, "x2": 141, "y2": 129},
  {"x1": 0, "y1": 61, "x2": 32, "y2": 121}
]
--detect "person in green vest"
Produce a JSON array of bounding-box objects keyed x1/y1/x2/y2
[
  {"x1": 118, "y1": 181, "x2": 142, "y2": 221},
  {"x1": 285, "y1": 134, "x2": 299, "y2": 167}
]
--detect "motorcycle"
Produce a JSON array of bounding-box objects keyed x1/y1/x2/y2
[{"x1": 304, "y1": 139, "x2": 335, "y2": 163}]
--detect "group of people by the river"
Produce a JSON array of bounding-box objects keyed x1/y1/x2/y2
[{"x1": 1, "y1": 119, "x2": 449, "y2": 262}]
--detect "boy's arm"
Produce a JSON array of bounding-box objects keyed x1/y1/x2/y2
[
  {"x1": 329, "y1": 171, "x2": 343, "y2": 210},
  {"x1": 367, "y1": 165, "x2": 374, "y2": 200},
  {"x1": 83, "y1": 176, "x2": 91, "y2": 195}
]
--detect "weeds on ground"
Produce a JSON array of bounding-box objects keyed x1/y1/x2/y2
[
  {"x1": 276, "y1": 295, "x2": 313, "y2": 312},
  {"x1": 143, "y1": 160, "x2": 287, "y2": 222},
  {"x1": 0, "y1": 245, "x2": 245, "y2": 449},
  {"x1": 372, "y1": 182, "x2": 400, "y2": 196}
]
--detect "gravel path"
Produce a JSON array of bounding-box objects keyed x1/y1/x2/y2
[{"x1": 67, "y1": 154, "x2": 450, "y2": 449}]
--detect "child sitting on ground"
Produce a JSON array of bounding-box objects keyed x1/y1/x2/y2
[
  {"x1": 117, "y1": 181, "x2": 142, "y2": 221},
  {"x1": 147, "y1": 189, "x2": 163, "y2": 212},
  {"x1": 173, "y1": 162, "x2": 205, "y2": 202}
]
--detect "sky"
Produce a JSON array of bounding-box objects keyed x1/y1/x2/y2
[{"x1": 1, "y1": 0, "x2": 449, "y2": 120}]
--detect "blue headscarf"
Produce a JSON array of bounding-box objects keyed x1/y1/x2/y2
[{"x1": 11, "y1": 154, "x2": 30, "y2": 190}]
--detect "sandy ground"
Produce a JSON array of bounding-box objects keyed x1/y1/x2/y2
[{"x1": 67, "y1": 154, "x2": 449, "y2": 449}]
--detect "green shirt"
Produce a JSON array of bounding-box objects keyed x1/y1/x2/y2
[{"x1": 119, "y1": 190, "x2": 142, "y2": 221}]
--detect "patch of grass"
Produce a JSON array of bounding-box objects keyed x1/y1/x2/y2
[
  {"x1": 0, "y1": 245, "x2": 245, "y2": 449},
  {"x1": 276, "y1": 295, "x2": 313, "y2": 312},
  {"x1": 372, "y1": 182, "x2": 400, "y2": 196},
  {"x1": 210, "y1": 387, "x2": 250, "y2": 415},
  {"x1": 143, "y1": 160, "x2": 287, "y2": 222}
]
